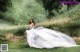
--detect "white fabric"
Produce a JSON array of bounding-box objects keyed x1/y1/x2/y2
[{"x1": 26, "y1": 26, "x2": 77, "y2": 48}]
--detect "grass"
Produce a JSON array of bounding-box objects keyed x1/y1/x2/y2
[
  {"x1": 0, "y1": 14, "x2": 80, "y2": 36},
  {"x1": 0, "y1": 40, "x2": 80, "y2": 52},
  {"x1": 36, "y1": 17, "x2": 80, "y2": 36},
  {"x1": 8, "y1": 47, "x2": 80, "y2": 52},
  {"x1": 0, "y1": 4, "x2": 80, "y2": 36},
  {"x1": 0, "y1": 4, "x2": 80, "y2": 52},
  {"x1": 36, "y1": 4, "x2": 80, "y2": 36},
  {"x1": 0, "y1": 19, "x2": 12, "y2": 26}
]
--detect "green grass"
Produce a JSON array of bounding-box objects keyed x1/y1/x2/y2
[
  {"x1": 0, "y1": 2, "x2": 80, "y2": 52},
  {"x1": 0, "y1": 19, "x2": 12, "y2": 26},
  {"x1": 0, "y1": 4, "x2": 80, "y2": 36},
  {"x1": 0, "y1": 4, "x2": 80, "y2": 52},
  {"x1": 0, "y1": 40, "x2": 80, "y2": 52},
  {"x1": 8, "y1": 47, "x2": 80, "y2": 52},
  {"x1": 8, "y1": 41, "x2": 80, "y2": 52},
  {"x1": 36, "y1": 4, "x2": 80, "y2": 36}
]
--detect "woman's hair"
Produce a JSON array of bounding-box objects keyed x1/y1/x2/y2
[{"x1": 28, "y1": 18, "x2": 35, "y2": 25}]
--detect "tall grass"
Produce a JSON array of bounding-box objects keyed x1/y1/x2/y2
[
  {"x1": 0, "y1": 5, "x2": 80, "y2": 37},
  {"x1": 0, "y1": 5, "x2": 80, "y2": 36},
  {"x1": 0, "y1": 25, "x2": 28, "y2": 35},
  {"x1": 37, "y1": 4, "x2": 80, "y2": 36}
]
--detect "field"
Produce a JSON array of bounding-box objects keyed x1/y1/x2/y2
[
  {"x1": 0, "y1": 0, "x2": 80, "y2": 52},
  {"x1": 0, "y1": 39, "x2": 80, "y2": 52},
  {"x1": 9, "y1": 47, "x2": 80, "y2": 52}
]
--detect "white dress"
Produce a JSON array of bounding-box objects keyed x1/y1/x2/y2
[{"x1": 26, "y1": 25, "x2": 77, "y2": 48}]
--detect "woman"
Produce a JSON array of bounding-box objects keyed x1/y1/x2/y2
[{"x1": 26, "y1": 19, "x2": 77, "y2": 48}]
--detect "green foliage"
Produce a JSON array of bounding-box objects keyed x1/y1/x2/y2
[
  {"x1": 4, "y1": 0, "x2": 47, "y2": 25},
  {"x1": 0, "y1": 25, "x2": 28, "y2": 36},
  {"x1": 0, "y1": 5, "x2": 80, "y2": 36},
  {"x1": 37, "y1": 4, "x2": 80, "y2": 36},
  {"x1": 0, "y1": 0, "x2": 11, "y2": 12}
]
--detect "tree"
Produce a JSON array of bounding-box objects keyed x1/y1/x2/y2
[
  {"x1": 36, "y1": 0, "x2": 61, "y2": 19},
  {"x1": 0, "y1": 0, "x2": 11, "y2": 12}
]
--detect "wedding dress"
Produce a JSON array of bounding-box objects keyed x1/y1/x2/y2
[{"x1": 26, "y1": 26, "x2": 77, "y2": 48}]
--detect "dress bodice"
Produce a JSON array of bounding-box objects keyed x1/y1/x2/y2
[{"x1": 29, "y1": 23, "x2": 36, "y2": 29}]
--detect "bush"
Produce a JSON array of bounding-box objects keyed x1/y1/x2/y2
[{"x1": 4, "y1": 0, "x2": 47, "y2": 25}]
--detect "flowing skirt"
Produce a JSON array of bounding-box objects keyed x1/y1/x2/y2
[{"x1": 26, "y1": 27, "x2": 77, "y2": 48}]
